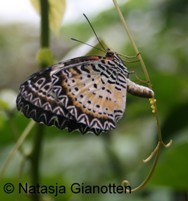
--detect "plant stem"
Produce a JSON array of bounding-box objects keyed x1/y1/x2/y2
[
  {"x1": 30, "y1": 125, "x2": 44, "y2": 201},
  {"x1": 40, "y1": 0, "x2": 49, "y2": 48},
  {"x1": 30, "y1": 0, "x2": 49, "y2": 201}
]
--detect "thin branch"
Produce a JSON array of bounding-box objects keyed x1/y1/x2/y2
[
  {"x1": 112, "y1": 0, "x2": 152, "y2": 87},
  {"x1": 112, "y1": 0, "x2": 172, "y2": 192},
  {"x1": 30, "y1": 125, "x2": 45, "y2": 201},
  {"x1": 122, "y1": 142, "x2": 161, "y2": 192},
  {"x1": 0, "y1": 121, "x2": 35, "y2": 178}
]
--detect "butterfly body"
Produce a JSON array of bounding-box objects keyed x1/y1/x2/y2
[{"x1": 16, "y1": 49, "x2": 153, "y2": 135}]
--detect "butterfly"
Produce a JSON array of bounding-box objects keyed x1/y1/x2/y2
[{"x1": 16, "y1": 48, "x2": 154, "y2": 135}]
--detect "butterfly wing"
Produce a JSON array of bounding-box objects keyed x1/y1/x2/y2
[{"x1": 16, "y1": 55, "x2": 128, "y2": 134}]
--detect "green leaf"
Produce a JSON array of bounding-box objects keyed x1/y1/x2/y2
[{"x1": 30, "y1": 0, "x2": 66, "y2": 33}]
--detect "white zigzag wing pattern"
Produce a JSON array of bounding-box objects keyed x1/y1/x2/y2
[{"x1": 16, "y1": 49, "x2": 154, "y2": 135}]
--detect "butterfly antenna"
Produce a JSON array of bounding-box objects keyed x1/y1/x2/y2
[
  {"x1": 83, "y1": 13, "x2": 106, "y2": 51},
  {"x1": 71, "y1": 38, "x2": 105, "y2": 53}
]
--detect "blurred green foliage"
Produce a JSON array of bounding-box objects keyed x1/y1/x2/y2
[{"x1": 0, "y1": 0, "x2": 188, "y2": 200}]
